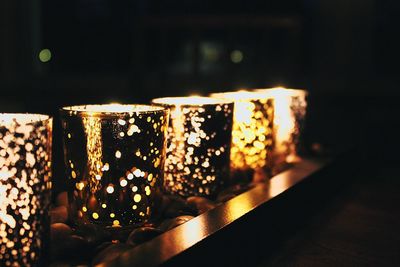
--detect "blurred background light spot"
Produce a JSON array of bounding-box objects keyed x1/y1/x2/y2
[
  {"x1": 39, "y1": 49, "x2": 52, "y2": 63},
  {"x1": 201, "y1": 43, "x2": 219, "y2": 62},
  {"x1": 230, "y1": 50, "x2": 243, "y2": 63}
]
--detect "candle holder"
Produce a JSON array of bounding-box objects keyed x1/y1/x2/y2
[
  {"x1": 60, "y1": 104, "x2": 169, "y2": 229},
  {"x1": 210, "y1": 91, "x2": 275, "y2": 175},
  {"x1": 152, "y1": 97, "x2": 234, "y2": 198},
  {"x1": 256, "y1": 88, "x2": 307, "y2": 164},
  {"x1": 0, "y1": 114, "x2": 52, "y2": 267}
]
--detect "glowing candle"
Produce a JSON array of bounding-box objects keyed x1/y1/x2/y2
[
  {"x1": 210, "y1": 91, "x2": 275, "y2": 173},
  {"x1": 256, "y1": 87, "x2": 307, "y2": 163},
  {"x1": 0, "y1": 113, "x2": 52, "y2": 267},
  {"x1": 152, "y1": 96, "x2": 234, "y2": 198},
  {"x1": 60, "y1": 104, "x2": 169, "y2": 228}
]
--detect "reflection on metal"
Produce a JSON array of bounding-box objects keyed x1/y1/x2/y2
[
  {"x1": 224, "y1": 194, "x2": 254, "y2": 222},
  {"x1": 256, "y1": 88, "x2": 307, "y2": 163},
  {"x1": 266, "y1": 171, "x2": 294, "y2": 198},
  {"x1": 210, "y1": 91, "x2": 274, "y2": 172},
  {"x1": 82, "y1": 116, "x2": 103, "y2": 193},
  {"x1": 152, "y1": 97, "x2": 234, "y2": 198},
  {"x1": 0, "y1": 114, "x2": 52, "y2": 267},
  {"x1": 115, "y1": 158, "x2": 328, "y2": 267},
  {"x1": 61, "y1": 104, "x2": 169, "y2": 228},
  {"x1": 177, "y1": 216, "x2": 207, "y2": 248}
]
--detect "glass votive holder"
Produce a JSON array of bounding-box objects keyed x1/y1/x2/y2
[
  {"x1": 210, "y1": 91, "x2": 275, "y2": 175},
  {"x1": 256, "y1": 88, "x2": 308, "y2": 164},
  {"x1": 152, "y1": 96, "x2": 234, "y2": 198},
  {"x1": 0, "y1": 114, "x2": 52, "y2": 267},
  {"x1": 60, "y1": 104, "x2": 169, "y2": 229}
]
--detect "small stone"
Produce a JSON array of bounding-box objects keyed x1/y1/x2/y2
[
  {"x1": 216, "y1": 184, "x2": 253, "y2": 203},
  {"x1": 159, "y1": 215, "x2": 194, "y2": 232},
  {"x1": 163, "y1": 195, "x2": 196, "y2": 217},
  {"x1": 186, "y1": 196, "x2": 216, "y2": 214},
  {"x1": 51, "y1": 223, "x2": 72, "y2": 242},
  {"x1": 94, "y1": 241, "x2": 114, "y2": 256},
  {"x1": 56, "y1": 191, "x2": 69, "y2": 207},
  {"x1": 92, "y1": 243, "x2": 132, "y2": 266},
  {"x1": 75, "y1": 224, "x2": 111, "y2": 246},
  {"x1": 108, "y1": 228, "x2": 133, "y2": 243},
  {"x1": 126, "y1": 227, "x2": 163, "y2": 246},
  {"x1": 51, "y1": 234, "x2": 88, "y2": 260},
  {"x1": 50, "y1": 206, "x2": 68, "y2": 224},
  {"x1": 66, "y1": 235, "x2": 88, "y2": 253}
]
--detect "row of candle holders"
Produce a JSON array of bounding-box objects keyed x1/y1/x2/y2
[{"x1": 0, "y1": 87, "x2": 307, "y2": 266}]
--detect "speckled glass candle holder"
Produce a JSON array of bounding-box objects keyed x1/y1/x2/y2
[
  {"x1": 0, "y1": 114, "x2": 52, "y2": 267},
  {"x1": 152, "y1": 97, "x2": 234, "y2": 198},
  {"x1": 256, "y1": 88, "x2": 307, "y2": 164},
  {"x1": 210, "y1": 91, "x2": 275, "y2": 173},
  {"x1": 60, "y1": 104, "x2": 169, "y2": 229}
]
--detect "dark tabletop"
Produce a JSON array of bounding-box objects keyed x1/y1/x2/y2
[{"x1": 257, "y1": 163, "x2": 400, "y2": 267}]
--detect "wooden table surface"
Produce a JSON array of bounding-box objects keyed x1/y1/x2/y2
[{"x1": 257, "y1": 163, "x2": 400, "y2": 267}]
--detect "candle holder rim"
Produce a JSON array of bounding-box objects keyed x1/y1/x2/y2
[
  {"x1": 0, "y1": 113, "x2": 51, "y2": 124},
  {"x1": 254, "y1": 87, "x2": 308, "y2": 96},
  {"x1": 60, "y1": 104, "x2": 168, "y2": 117},
  {"x1": 152, "y1": 96, "x2": 234, "y2": 107},
  {"x1": 210, "y1": 91, "x2": 275, "y2": 101}
]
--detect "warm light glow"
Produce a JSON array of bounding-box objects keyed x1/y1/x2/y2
[
  {"x1": 133, "y1": 194, "x2": 142, "y2": 203},
  {"x1": 106, "y1": 185, "x2": 114, "y2": 194},
  {"x1": 224, "y1": 195, "x2": 254, "y2": 221},
  {"x1": 267, "y1": 88, "x2": 295, "y2": 150},
  {"x1": 0, "y1": 113, "x2": 49, "y2": 125},
  {"x1": 210, "y1": 91, "x2": 274, "y2": 171},
  {"x1": 62, "y1": 104, "x2": 164, "y2": 114},
  {"x1": 152, "y1": 96, "x2": 232, "y2": 106},
  {"x1": 256, "y1": 87, "x2": 307, "y2": 163},
  {"x1": 178, "y1": 216, "x2": 207, "y2": 248},
  {"x1": 119, "y1": 179, "x2": 127, "y2": 187},
  {"x1": 83, "y1": 116, "x2": 103, "y2": 193},
  {"x1": 267, "y1": 172, "x2": 293, "y2": 197}
]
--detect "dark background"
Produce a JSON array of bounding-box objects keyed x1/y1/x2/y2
[
  {"x1": 2, "y1": 0, "x2": 399, "y2": 105},
  {"x1": 0, "y1": 1, "x2": 399, "y2": 265}
]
